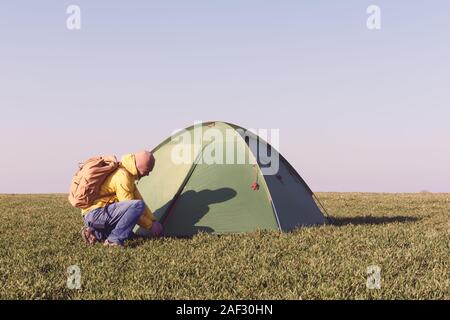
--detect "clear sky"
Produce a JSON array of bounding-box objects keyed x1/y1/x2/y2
[{"x1": 1, "y1": 1, "x2": 449, "y2": 193}]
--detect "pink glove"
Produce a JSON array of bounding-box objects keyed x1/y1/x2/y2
[{"x1": 150, "y1": 221, "x2": 163, "y2": 237}]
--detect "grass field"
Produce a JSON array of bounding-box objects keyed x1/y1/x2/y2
[{"x1": 0, "y1": 193, "x2": 448, "y2": 300}]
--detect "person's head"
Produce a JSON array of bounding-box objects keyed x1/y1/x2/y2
[{"x1": 134, "y1": 151, "x2": 155, "y2": 178}]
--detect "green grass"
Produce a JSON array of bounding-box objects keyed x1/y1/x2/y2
[{"x1": 0, "y1": 193, "x2": 448, "y2": 299}]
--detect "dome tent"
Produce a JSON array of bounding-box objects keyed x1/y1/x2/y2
[{"x1": 135, "y1": 121, "x2": 327, "y2": 237}]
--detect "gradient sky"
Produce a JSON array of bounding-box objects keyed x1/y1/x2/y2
[{"x1": 1, "y1": 1, "x2": 449, "y2": 193}]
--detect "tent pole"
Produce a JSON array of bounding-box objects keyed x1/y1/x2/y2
[
  {"x1": 160, "y1": 141, "x2": 212, "y2": 226},
  {"x1": 313, "y1": 193, "x2": 334, "y2": 224}
]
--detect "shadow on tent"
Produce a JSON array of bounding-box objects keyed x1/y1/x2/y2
[
  {"x1": 330, "y1": 215, "x2": 420, "y2": 226},
  {"x1": 131, "y1": 187, "x2": 238, "y2": 240},
  {"x1": 162, "y1": 188, "x2": 237, "y2": 237}
]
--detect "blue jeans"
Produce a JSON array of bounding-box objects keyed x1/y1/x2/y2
[{"x1": 84, "y1": 200, "x2": 145, "y2": 245}]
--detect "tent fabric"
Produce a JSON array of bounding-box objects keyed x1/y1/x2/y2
[
  {"x1": 134, "y1": 121, "x2": 326, "y2": 236},
  {"x1": 241, "y1": 133, "x2": 327, "y2": 230}
]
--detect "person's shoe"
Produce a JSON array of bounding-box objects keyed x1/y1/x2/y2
[{"x1": 103, "y1": 239, "x2": 124, "y2": 248}]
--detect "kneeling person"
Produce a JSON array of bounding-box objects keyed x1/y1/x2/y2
[{"x1": 81, "y1": 151, "x2": 163, "y2": 247}]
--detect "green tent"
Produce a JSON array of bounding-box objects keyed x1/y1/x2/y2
[{"x1": 135, "y1": 121, "x2": 326, "y2": 236}]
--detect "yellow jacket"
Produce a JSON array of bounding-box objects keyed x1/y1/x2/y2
[{"x1": 81, "y1": 153, "x2": 155, "y2": 229}]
